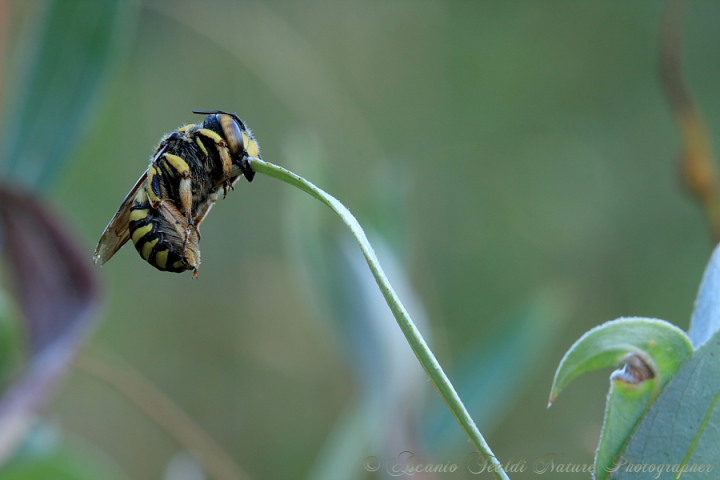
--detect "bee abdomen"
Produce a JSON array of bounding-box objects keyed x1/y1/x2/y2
[
  {"x1": 150, "y1": 242, "x2": 194, "y2": 273},
  {"x1": 127, "y1": 195, "x2": 194, "y2": 273},
  {"x1": 128, "y1": 217, "x2": 194, "y2": 273}
]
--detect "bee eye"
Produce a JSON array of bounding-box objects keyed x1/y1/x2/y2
[{"x1": 218, "y1": 114, "x2": 245, "y2": 156}]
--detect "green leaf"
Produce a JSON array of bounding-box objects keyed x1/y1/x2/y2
[
  {"x1": 595, "y1": 376, "x2": 656, "y2": 480},
  {"x1": 548, "y1": 318, "x2": 694, "y2": 479},
  {"x1": 549, "y1": 317, "x2": 693, "y2": 405},
  {"x1": 688, "y1": 244, "x2": 720, "y2": 349},
  {"x1": 607, "y1": 330, "x2": 720, "y2": 479},
  {"x1": 1, "y1": 0, "x2": 135, "y2": 187}
]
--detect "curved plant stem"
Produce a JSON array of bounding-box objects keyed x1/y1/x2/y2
[{"x1": 249, "y1": 158, "x2": 510, "y2": 480}]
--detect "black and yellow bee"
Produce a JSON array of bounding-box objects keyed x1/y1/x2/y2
[{"x1": 93, "y1": 110, "x2": 261, "y2": 277}]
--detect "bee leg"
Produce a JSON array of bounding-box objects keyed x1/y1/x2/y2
[
  {"x1": 178, "y1": 176, "x2": 193, "y2": 222},
  {"x1": 222, "y1": 179, "x2": 235, "y2": 198},
  {"x1": 181, "y1": 221, "x2": 202, "y2": 255},
  {"x1": 155, "y1": 199, "x2": 200, "y2": 270},
  {"x1": 154, "y1": 199, "x2": 188, "y2": 232},
  {"x1": 148, "y1": 194, "x2": 195, "y2": 255},
  {"x1": 178, "y1": 175, "x2": 197, "y2": 250},
  {"x1": 152, "y1": 199, "x2": 190, "y2": 245},
  {"x1": 214, "y1": 139, "x2": 245, "y2": 195},
  {"x1": 191, "y1": 193, "x2": 217, "y2": 233},
  {"x1": 161, "y1": 153, "x2": 194, "y2": 222},
  {"x1": 159, "y1": 153, "x2": 197, "y2": 249}
]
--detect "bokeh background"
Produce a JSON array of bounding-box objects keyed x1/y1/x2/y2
[{"x1": 1, "y1": 1, "x2": 719, "y2": 479}]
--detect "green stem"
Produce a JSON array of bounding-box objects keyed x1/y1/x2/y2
[{"x1": 250, "y1": 158, "x2": 509, "y2": 480}]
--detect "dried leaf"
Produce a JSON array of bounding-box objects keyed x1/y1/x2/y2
[{"x1": 0, "y1": 184, "x2": 101, "y2": 464}]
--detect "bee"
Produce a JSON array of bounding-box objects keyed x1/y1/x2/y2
[{"x1": 93, "y1": 110, "x2": 261, "y2": 277}]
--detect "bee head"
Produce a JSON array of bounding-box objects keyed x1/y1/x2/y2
[{"x1": 194, "y1": 110, "x2": 260, "y2": 181}]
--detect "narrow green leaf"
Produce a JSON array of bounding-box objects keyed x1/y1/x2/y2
[
  {"x1": 1, "y1": 0, "x2": 135, "y2": 187},
  {"x1": 607, "y1": 330, "x2": 720, "y2": 479},
  {"x1": 549, "y1": 317, "x2": 693, "y2": 405},
  {"x1": 688, "y1": 244, "x2": 720, "y2": 349}
]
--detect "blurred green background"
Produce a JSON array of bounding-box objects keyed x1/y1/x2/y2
[{"x1": 2, "y1": 0, "x2": 719, "y2": 478}]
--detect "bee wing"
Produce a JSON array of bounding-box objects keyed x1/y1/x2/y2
[{"x1": 93, "y1": 172, "x2": 148, "y2": 266}]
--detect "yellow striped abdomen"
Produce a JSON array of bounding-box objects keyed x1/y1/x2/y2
[{"x1": 127, "y1": 190, "x2": 199, "y2": 273}]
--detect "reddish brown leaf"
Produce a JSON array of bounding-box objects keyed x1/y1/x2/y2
[{"x1": 0, "y1": 183, "x2": 101, "y2": 463}]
